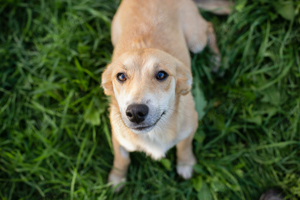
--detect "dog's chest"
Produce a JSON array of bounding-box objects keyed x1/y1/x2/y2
[
  {"x1": 118, "y1": 127, "x2": 192, "y2": 160},
  {"x1": 120, "y1": 136, "x2": 174, "y2": 160}
]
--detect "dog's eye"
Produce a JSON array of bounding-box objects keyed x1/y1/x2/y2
[
  {"x1": 156, "y1": 71, "x2": 168, "y2": 81},
  {"x1": 117, "y1": 73, "x2": 127, "y2": 82}
]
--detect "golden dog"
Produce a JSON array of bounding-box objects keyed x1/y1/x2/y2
[{"x1": 101, "y1": 0, "x2": 220, "y2": 190}]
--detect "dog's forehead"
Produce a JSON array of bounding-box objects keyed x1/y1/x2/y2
[
  {"x1": 122, "y1": 52, "x2": 158, "y2": 71},
  {"x1": 120, "y1": 52, "x2": 178, "y2": 77}
]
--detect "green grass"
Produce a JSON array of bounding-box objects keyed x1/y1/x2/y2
[{"x1": 0, "y1": 0, "x2": 299, "y2": 199}]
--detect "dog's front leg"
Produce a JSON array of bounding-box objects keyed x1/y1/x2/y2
[
  {"x1": 108, "y1": 133, "x2": 130, "y2": 192},
  {"x1": 176, "y1": 132, "x2": 196, "y2": 179}
]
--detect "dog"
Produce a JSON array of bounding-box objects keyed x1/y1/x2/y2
[{"x1": 101, "y1": 0, "x2": 220, "y2": 191}]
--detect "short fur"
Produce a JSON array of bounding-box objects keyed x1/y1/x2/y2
[{"x1": 101, "y1": 0, "x2": 220, "y2": 191}]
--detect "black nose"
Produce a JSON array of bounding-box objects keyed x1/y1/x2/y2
[{"x1": 126, "y1": 104, "x2": 149, "y2": 124}]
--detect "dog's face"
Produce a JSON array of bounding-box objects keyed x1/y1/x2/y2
[{"x1": 102, "y1": 49, "x2": 191, "y2": 134}]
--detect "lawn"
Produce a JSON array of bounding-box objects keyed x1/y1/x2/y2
[{"x1": 0, "y1": 0, "x2": 299, "y2": 199}]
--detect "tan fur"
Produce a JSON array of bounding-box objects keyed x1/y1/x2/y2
[
  {"x1": 102, "y1": 0, "x2": 220, "y2": 191},
  {"x1": 195, "y1": 0, "x2": 234, "y2": 15}
]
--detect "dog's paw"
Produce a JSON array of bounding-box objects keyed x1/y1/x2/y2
[
  {"x1": 190, "y1": 43, "x2": 205, "y2": 54},
  {"x1": 210, "y1": 54, "x2": 221, "y2": 73},
  {"x1": 177, "y1": 165, "x2": 194, "y2": 179},
  {"x1": 108, "y1": 172, "x2": 126, "y2": 192}
]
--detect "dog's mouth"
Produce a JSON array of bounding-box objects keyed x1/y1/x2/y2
[{"x1": 131, "y1": 111, "x2": 166, "y2": 132}]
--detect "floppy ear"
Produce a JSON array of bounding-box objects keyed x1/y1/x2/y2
[
  {"x1": 101, "y1": 64, "x2": 114, "y2": 96},
  {"x1": 176, "y1": 61, "x2": 192, "y2": 95}
]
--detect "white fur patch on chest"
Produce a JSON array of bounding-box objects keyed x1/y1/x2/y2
[{"x1": 118, "y1": 126, "x2": 192, "y2": 160}]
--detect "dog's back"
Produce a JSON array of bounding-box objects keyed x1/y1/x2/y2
[{"x1": 111, "y1": 0, "x2": 196, "y2": 67}]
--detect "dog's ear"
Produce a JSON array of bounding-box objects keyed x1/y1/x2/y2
[
  {"x1": 176, "y1": 61, "x2": 192, "y2": 95},
  {"x1": 101, "y1": 64, "x2": 114, "y2": 96}
]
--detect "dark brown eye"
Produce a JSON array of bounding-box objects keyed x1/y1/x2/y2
[
  {"x1": 156, "y1": 71, "x2": 168, "y2": 81},
  {"x1": 117, "y1": 73, "x2": 126, "y2": 82}
]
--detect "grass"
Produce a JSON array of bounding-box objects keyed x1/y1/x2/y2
[{"x1": 0, "y1": 0, "x2": 299, "y2": 199}]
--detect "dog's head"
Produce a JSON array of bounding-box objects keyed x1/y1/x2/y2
[{"x1": 102, "y1": 48, "x2": 192, "y2": 134}]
